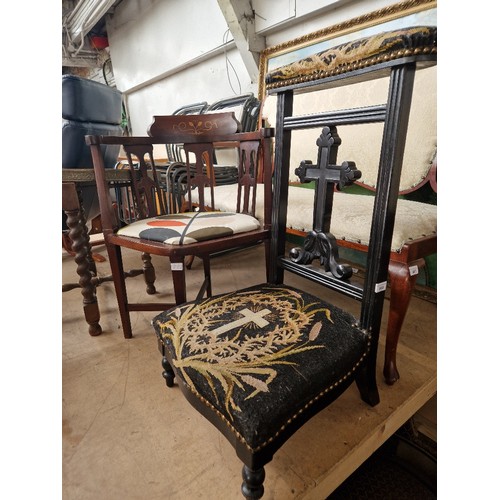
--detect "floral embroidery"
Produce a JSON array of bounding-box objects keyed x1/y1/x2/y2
[{"x1": 155, "y1": 287, "x2": 333, "y2": 419}]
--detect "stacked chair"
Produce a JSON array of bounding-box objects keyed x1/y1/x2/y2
[{"x1": 158, "y1": 93, "x2": 262, "y2": 214}]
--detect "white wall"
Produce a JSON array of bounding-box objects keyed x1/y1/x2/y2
[
  {"x1": 106, "y1": 0, "x2": 399, "y2": 134},
  {"x1": 122, "y1": 48, "x2": 252, "y2": 135},
  {"x1": 255, "y1": 0, "x2": 396, "y2": 44},
  {"x1": 107, "y1": 0, "x2": 250, "y2": 133},
  {"x1": 108, "y1": 0, "x2": 227, "y2": 87}
]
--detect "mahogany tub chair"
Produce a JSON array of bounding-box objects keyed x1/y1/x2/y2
[
  {"x1": 152, "y1": 26, "x2": 436, "y2": 498},
  {"x1": 86, "y1": 112, "x2": 273, "y2": 339}
]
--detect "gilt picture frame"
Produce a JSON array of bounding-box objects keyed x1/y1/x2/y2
[{"x1": 258, "y1": 0, "x2": 437, "y2": 100}]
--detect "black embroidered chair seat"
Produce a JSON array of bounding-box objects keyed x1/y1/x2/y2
[{"x1": 154, "y1": 283, "x2": 369, "y2": 451}]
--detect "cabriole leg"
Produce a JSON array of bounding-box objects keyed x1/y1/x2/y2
[{"x1": 384, "y1": 259, "x2": 423, "y2": 384}]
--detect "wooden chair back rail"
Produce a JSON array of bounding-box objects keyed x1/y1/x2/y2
[
  {"x1": 122, "y1": 144, "x2": 167, "y2": 218},
  {"x1": 147, "y1": 111, "x2": 240, "y2": 137},
  {"x1": 95, "y1": 131, "x2": 271, "y2": 146},
  {"x1": 183, "y1": 142, "x2": 217, "y2": 212}
]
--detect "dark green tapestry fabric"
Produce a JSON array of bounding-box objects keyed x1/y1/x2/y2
[
  {"x1": 265, "y1": 26, "x2": 437, "y2": 90},
  {"x1": 153, "y1": 283, "x2": 370, "y2": 451}
]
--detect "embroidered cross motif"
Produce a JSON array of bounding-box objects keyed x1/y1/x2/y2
[{"x1": 211, "y1": 308, "x2": 272, "y2": 335}]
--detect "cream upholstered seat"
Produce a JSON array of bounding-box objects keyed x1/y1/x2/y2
[
  {"x1": 191, "y1": 184, "x2": 436, "y2": 253},
  {"x1": 117, "y1": 210, "x2": 261, "y2": 245}
]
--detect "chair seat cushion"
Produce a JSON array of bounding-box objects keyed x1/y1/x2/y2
[
  {"x1": 153, "y1": 283, "x2": 370, "y2": 451},
  {"x1": 117, "y1": 211, "x2": 260, "y2": 245},
  {"x1": 190, "y1": 185, "x2": 436, "y2": 252}
]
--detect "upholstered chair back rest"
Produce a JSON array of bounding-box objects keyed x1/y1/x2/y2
[
  {"x1": 262, "y1": 65, "x2": 436, "y2": 192},
  {"x1": 62, "y1": 75, "x2": 123, "y2": 168},
  {"x1": 62, "y1": 75, "x2": 123, "y2": 226}
]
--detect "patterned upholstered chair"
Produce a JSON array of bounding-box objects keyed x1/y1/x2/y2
[
  {"x1": 86, "y1": 113, "x2": 273, "y2": 339},
  {"x1": 152, "y1": 26, "x2": 436, "y2": 498}
]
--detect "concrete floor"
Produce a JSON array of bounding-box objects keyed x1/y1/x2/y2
[{"x1": 62, "y1": 242, "x2": 437, "y2": 499}]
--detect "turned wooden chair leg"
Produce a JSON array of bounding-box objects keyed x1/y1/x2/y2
[
  {"x1": 384, "y1": 259, "x2": 424, "y2": 384},
  {"x1": 63, "y1": 216, "x2": 107, "y2": 264},
  {"x1": 161, "y1": 356, "x2": 175, "y2": 387},
  {"x1": 241, "y1": 466, "x2": 265, "y2": 500},
  {"x1": 63, "y1": 232, "x2": 107, "y2": 263},
  {"x1": 64, "y1": 203, "x2": 102, "y2": 337},
  {"x1": 80, "y1": 213, "x2": 98, "y2": 277},
  {"x1": 141, "y1": 252, "x2": 157, "y2": 294}
]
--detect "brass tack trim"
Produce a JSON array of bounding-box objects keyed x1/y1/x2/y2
[
  {"x1": 265, "y1": 46, "x2": 436, "y2": 91},
  {"x1": 177, "y1": 328, "x2": 373, "y2": 453}
]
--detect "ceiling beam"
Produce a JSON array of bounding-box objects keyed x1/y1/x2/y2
[{"x1": 216, "y1": 0, "x2": 266, "y2": 83}]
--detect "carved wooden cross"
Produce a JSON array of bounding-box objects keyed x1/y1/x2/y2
[
  {"x1": 211, "y1": 308, "x2": 272, "y2": 335},
  {"x1": 290, "y1": 127, "x2": 361, "y2": 280},
  {"x1": 295, "y1": 127, "x2": 360, "y2": 233}
]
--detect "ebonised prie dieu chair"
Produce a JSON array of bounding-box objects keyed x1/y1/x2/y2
[
  {"x1": 151, "y1": 26, "x2": 437, "y2": 498},
  {"x1": 86, "y1": 112, "x2": 273, "y2": 339}
]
